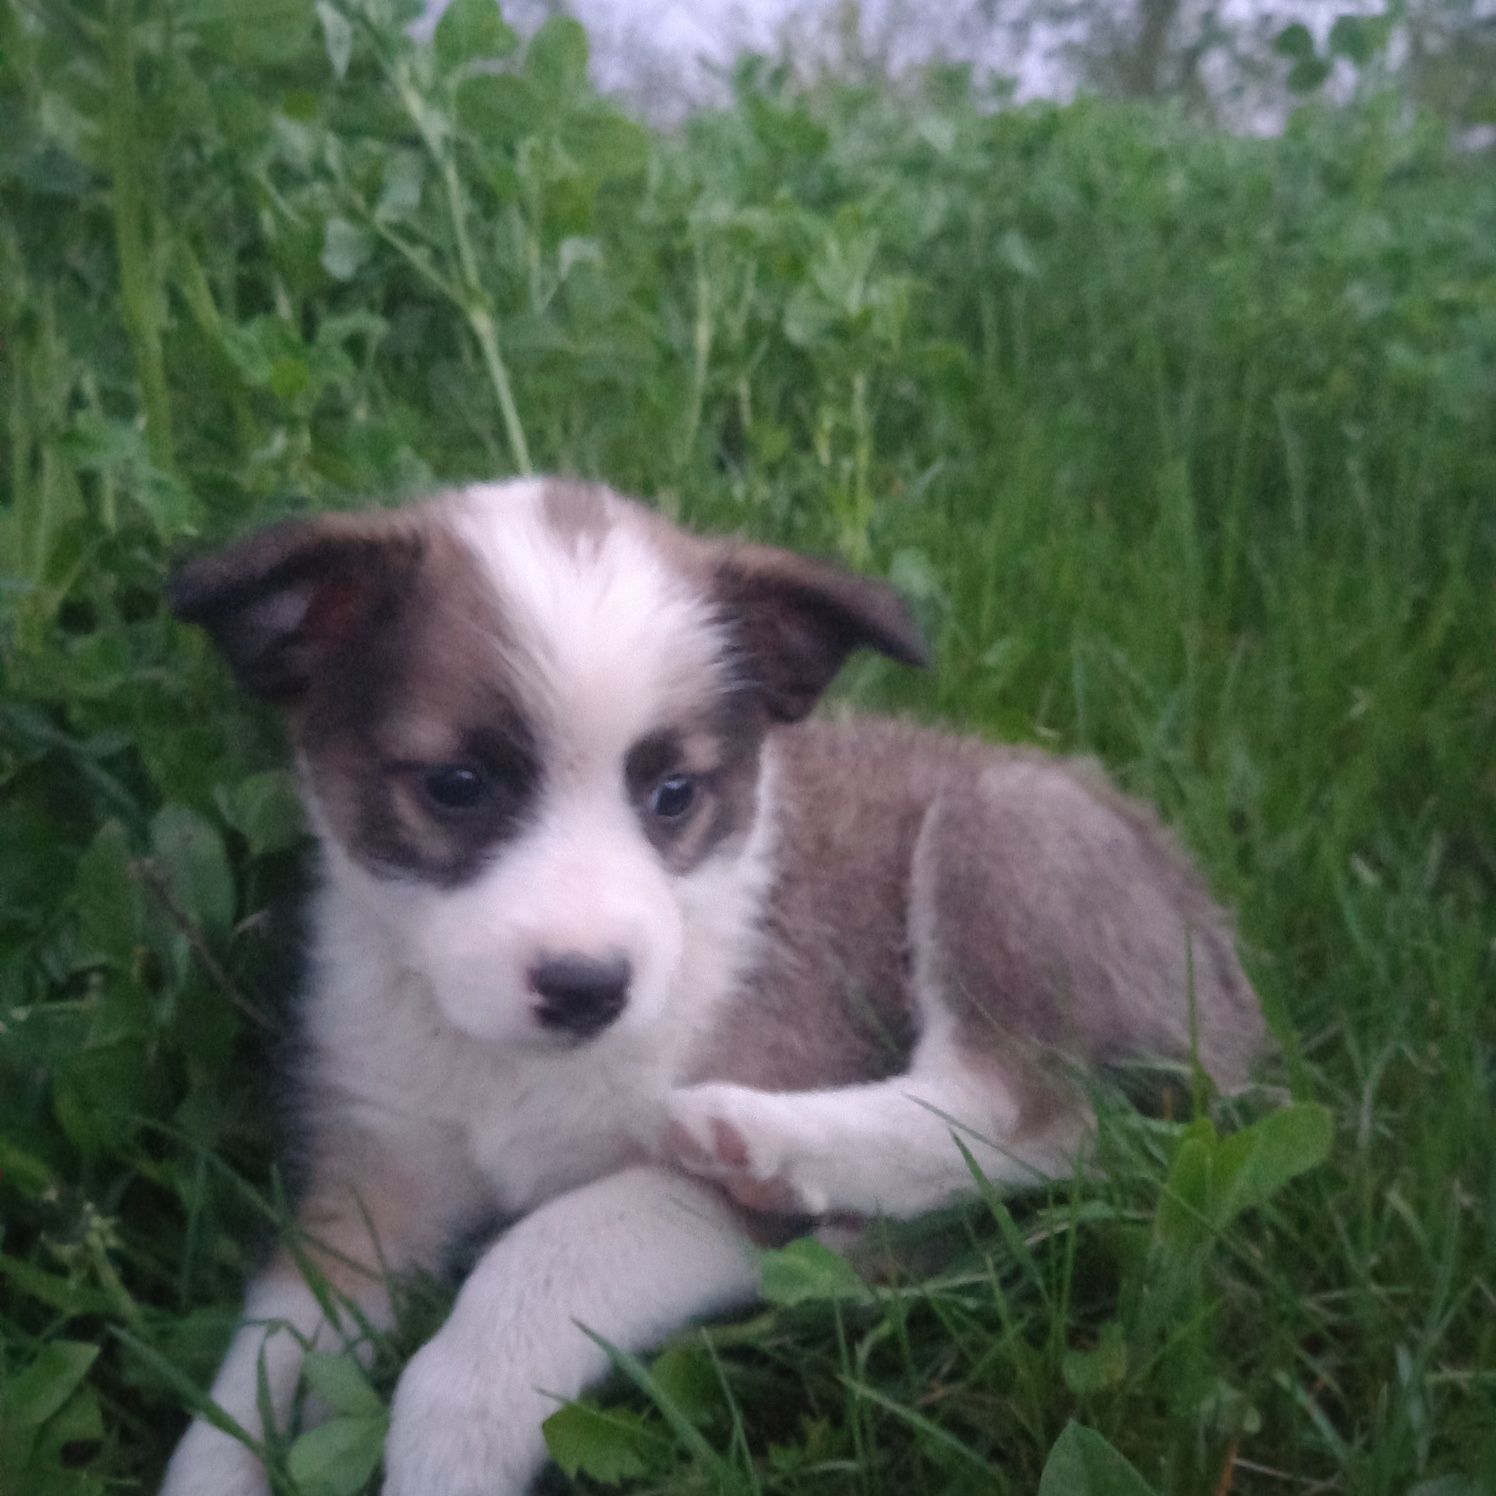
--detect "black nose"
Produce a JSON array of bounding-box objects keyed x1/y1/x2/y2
[{"x1": 529, "y1": 954, "x2": 632, "y2": 1038}]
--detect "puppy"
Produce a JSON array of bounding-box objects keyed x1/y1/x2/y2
[{"x1": 160, "y1": 478, "x2": 1265, "y2": 1496}]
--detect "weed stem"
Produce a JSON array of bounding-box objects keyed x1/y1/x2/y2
[{"x1": 106, "y1": 0, "x2": 174, "y2": 473}]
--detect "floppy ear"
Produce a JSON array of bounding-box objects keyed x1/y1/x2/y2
[
  {"x1": 714, "y1": 542, "x2": 930, "y2": 722},
  {"x1": 167, "y1": 514, "x2": 425, "y2": 702}
]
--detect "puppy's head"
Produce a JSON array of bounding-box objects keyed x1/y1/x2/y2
[{"x1": 170, "y1": 480, "x2": 926, "y2": 1050}]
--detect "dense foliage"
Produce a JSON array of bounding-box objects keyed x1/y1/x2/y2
[{"x1": 2, "y1": 1, "x2": 1493, "y2": 1492}]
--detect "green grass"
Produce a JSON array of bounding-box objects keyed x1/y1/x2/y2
[{"x1": 2, "y1": 1, "x2": 1494, "y2": 1492}]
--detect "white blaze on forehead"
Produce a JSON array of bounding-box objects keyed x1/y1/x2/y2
[{"x1": 452, "y1": 482, "x2": 725, "y2": 764}]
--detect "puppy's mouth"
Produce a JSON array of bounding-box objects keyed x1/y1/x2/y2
[{"x1": 531, "y1": 999, "x2": 626, "y2": 1042}]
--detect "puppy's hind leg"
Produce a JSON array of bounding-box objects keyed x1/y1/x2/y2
[
  {"x1": 667, "y1": 775, "x2": 1132, "y2": 1221},
  {"x1": 670, "y1": 757, "x2": 1261, "y2": 1222}
]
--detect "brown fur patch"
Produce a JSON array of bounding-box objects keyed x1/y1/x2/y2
[
  {"x1": 172, "y1": 505, "x2": 543, "y2": 886},
  {"x1": 296, "y1": 519, "x2": 543, "y2": 886},
  {"x1": 913, "y1": 756, "x2": 1263, "y2": 1092},
  {"x1": 687, "y1": 721, "x2": 951, "y2": 1091},
  {"x1": 608, "y1": 495, "x2": 928, "y2": 723},
  {"x1": 711, "y1": 544, "x2": 929, "y2": 722},
  {"x1": 624, "y1": 691, "x2": 764, "y2": 874},
  {"x1": 168, "y1": 511, "x2": 429, "y2": 702},
  {"x1": 691, "y1": 718, "x2": 1266, "y2": 1107},
  {"x1": 277, "y1": 1117, "x2": 488, "y2": 1293},
  {"x1": 539, "y1": 478, "x2": 616, "y2": 554}
]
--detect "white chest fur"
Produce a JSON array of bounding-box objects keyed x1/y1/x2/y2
[{"x1": 461, "y1": 1041, "x2": 668, "y2": 1214}]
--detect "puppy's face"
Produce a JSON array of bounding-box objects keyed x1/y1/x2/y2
[{"x1": 171, "y1": 480, "x2": 925, "y2": 1050}]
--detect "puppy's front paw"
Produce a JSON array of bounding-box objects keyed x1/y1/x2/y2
[
  {"x1": 384, "y1": 1336, "x2": 542, "y2": 1496},
  {"x1": 664, "y1": 1084, "x2": 828, "y2": 1216},
  {"x1": 158, "y1": 1419, "x2": 270, "y2": 1496}
]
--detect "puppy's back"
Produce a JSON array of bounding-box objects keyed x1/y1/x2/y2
[{"x1": 691, "y1": 717, "x2": 1265, "y2": 1105}]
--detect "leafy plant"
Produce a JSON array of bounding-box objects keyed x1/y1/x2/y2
[{"x1": 2, "y1": 0, "x2": 1493, "y2": 1492}]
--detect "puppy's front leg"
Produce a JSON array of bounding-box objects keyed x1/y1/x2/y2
[
  {"x1": 667, "y1": 1066, "x2": 1085, "y2": 1219},
  {"x1": 161, "y1": 1123, "x2": 477, "y2": 1496},
  {"x1": 383, "y1": 1165, "x2": 759, "y2": 1496}
]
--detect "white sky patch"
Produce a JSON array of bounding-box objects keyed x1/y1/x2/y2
[{"x1": 417, "y1": 0, "x2": 1485, "y2": 130}]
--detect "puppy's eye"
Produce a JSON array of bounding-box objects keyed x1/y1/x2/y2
[
  {"x1": 647, "y1": 774, "x2": 696, "y2": 821},
  {"x1": 421, "y1": 765, "x2": 487, "y2": 812}
]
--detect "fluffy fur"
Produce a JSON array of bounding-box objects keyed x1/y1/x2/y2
[{"x1": 161, "y1": 479, "x2": 1266, "y2": 1496}]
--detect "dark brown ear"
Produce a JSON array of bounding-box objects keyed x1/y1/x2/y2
[
  {"x1": 167, "y1": 514, "x2": 425, "y2": 702},
  {"x1": 714, "y1": 542, "x2": 930, "y2": 722}
]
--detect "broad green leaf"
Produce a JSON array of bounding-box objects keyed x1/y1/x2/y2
[
  {"x1": 434, "y1": 0, "x2": 517, "y2": 73},
  {"x1": 887, "y1": 545, "x2": 948, "y2": 626},
  {"x1": 269, "y1": 356, "x2": 311, "y2": 404},
  {"x1": 286, "y1": 1412, "x2": 386, "y2": 1496},
  {"x1": 74, "y1": 820, "x2": 142, "y2": 965},
  {"x1": 564, "y1": 111, "x2": 650, "y2": 180},
  {"x1": 0, "y1": 1139, "x2": 53, "y2": 1198},
  {"x1": 557, "y1": 236, "x2": 603, "y2": 279},
  {"x1": 218, "y1": 320, "x2": 276, "y2": 387},
  {"x1": 315, "y1": 1, "x2": 353, "y2": 78},
  {"x1": 1062, "y1": 1320, "x2": 1129, "y2": 1395},
  {"x1": 376, "y1": 149, "x2": 426, "y2": 223},
  {"x1": 1288, "y1": 55, "x2": 1333, "y2": 93},
  {"x1": 133, "y1": 471, "x2": 203, "y2": 543},
  {"x1": 457, "y1": 74, "x2": 541, "y2": 143},
  {"x1": 1212, "y1": 1104, "x2": 1333, "y2": 1225},
  {"x1": 2, "y1": 1342, "x2": 99, "y2": 1429},
  {"x1": 1197, "y1": 1377, "x2": 1263, "y2": 1438},
  {"x1": 1038, "y1": 1422, "x2": 1159, "y2": 1496},
  {"x1": 526, "y1": 16, "x2": 588, "y2": 96},
  {"x1": 178, "y1": 0, "x2": 318, "y2": 65},
  {"x1": 216, "y1": 770, "x2": 303, "y2": 858},
  {"x1": 647, "y1": 1343, "x2": 723, "y2": 1427},
  {"x1": 998, "y1": 227, "x2": 1040, "y2": 278},
  {"x1": 0, "y1": 1256, "x2": 115, "y2": 1317},
  {"x1": 321, "y1": 217, "x2": 373, "y2": 282},
  {"x1": 151, "y1": 804, "x2": 235, "y2": 940},
  {"x1": 542, "y1": 1400, "x2": 657, "y2": 1482},
  {"x1": 1273, "y1": 23, "x2": 1315, "y2": 60},
  {"x1": 760, "y1": 1238, "x2": 868, "y2": 1307},
  {"x1": 32, "y1": 1379, "x2": 104, "y2": 1471},
  {"x1": 783, "y1": 285, "x2": 834, "y2": 348},
  {"x1": 1154, "y1": 1125, "x2": 1214, "y2": 1252},
  {"x1": 1328, "y1": 15, "x2": 1377, "y2": 65},
  {"x1": 301, "y1": 1352, "x2": 383, "y2": 1419}
]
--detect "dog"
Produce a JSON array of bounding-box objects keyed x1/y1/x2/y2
[{"x1": 160, "y1": 478, "x2": 1266, "y2": 1496}]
